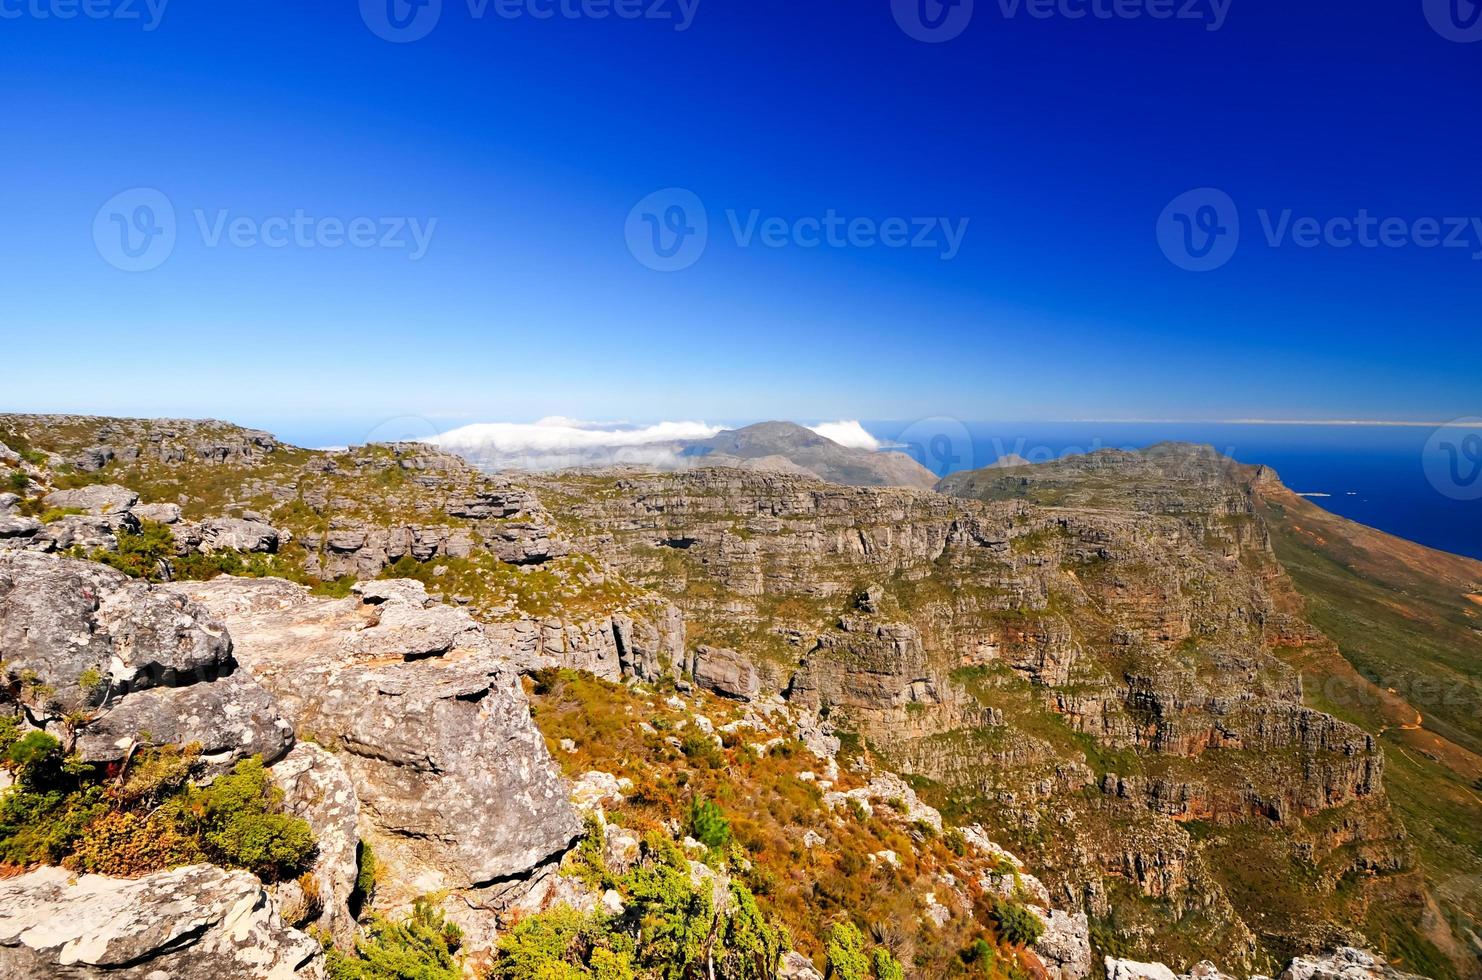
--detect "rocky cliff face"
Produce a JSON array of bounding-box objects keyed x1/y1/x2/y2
[
  {"x1": 529, "y1": 453, "x2": 1406, "y2": 970},
  {"x1": 0, "y1": 417, "x2": 1462, "y2": 978}
]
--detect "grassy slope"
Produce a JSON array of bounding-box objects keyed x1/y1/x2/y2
[{"x1": 1256, "y1": 485, "x2": 1482, "y2": 978}]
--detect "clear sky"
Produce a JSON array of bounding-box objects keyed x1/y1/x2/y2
[{"x1": 2, "y1": 0, "x2": 1479, "y2": 436}]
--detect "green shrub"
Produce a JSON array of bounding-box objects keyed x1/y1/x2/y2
[
  {"x1": 6, "y1": 471, "x2": 28, "y2": 494},
  {"x1": 491, "y1": 906, "x2": 635, "y2": 980},
  {"x1": 621, "y1": 835, "x2": 713, "y2": 980},
  {"x1": 991, "y1": 899, "x2": 1045, "y2": 947},
  {"x1": 825, "y1": 921, "x2": 869, "y2": 980},
  {"x1": 93, "y1": 520, "x2": 176, "y2": 580},
  {"x1": 165, "y1": 756, "x2": 316, "y2": 880},
  {"x1": 351, "y1": 839, "x2": 378, "y2": 915},
  {"x1": 568, "y1": 812, "x2": 615, "y2": 891},
  {"x1": 39, "y1": 507, "x2": 83, "y2": 523},
  {"x1": 679, "y1": 732, "x2": 723, "y2": 768},
  {"x1": 870, "y1": 947, "x2": 905, "y2": 980},
  {"x1": 687, "y1": 796, "x2": 731, "y2": 851},
  {"x1": 961, "y1": 938, "x2": 996, "y2": 974},
  {"x1": 0, "y1": 783, "x2": 106, "y2": 866},
  {"x1": 5, "y1": 731, "x2": 61, "y2": 775},
  {"x1": 717, "y1": 882, "x2": 788, "y2": 980},
  {"x1": 327, "y1": 900, "x2": 463, "y2": 980}
]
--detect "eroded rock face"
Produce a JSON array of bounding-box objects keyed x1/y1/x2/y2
[
  {"x1": 43, "y1": 483, "x2": 139, "y2": 514},
  {"x1": 1034, "y1": 909, "x2": 1093, "y2": 980},
  {"x1": 530, "y1": 458, "x2": 1396, "y2": 965},
  {"x1": 0, "y1": 551, "x2": 291, "y2": 765},
  {"x1": 168, "y1": 575, "x2": 583, "y2": 945},
  {"x1": 271, "y1": 742, "x2": 362, "y2": 948},
  {"x1": 0, "y1": 864, "x2": 324, "y2": 979},
  {"x1": 178, "y1": 517, "x2": 283, "y2": 554},
  {"x1": 691, "y1": 644, "x2": 761, "y2": 700},
  {"x1": 1280, "y1": 947, "x2": 1427, "y2": 980}
]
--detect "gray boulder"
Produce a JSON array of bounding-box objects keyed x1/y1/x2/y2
[
  {"x1": 134, "y1": 501, "x2": 183, "y2": 524},
  {"x1": 76, "y1": 668, "x2": 293, "y2": 766},
  {"x1": 1032, "y1": 908, "x2": 1093, "y2": 980},
  {"x1": 0, "y1": 864, "x2": 324, "y2": 979},
  {"x1": 184, "y1": 517, "x2": 282, "y2": 553},
  {"x1": 43, "y1": 483, "x2": 139, "y2": 514},
  {"x1": 271, "y1": 742, "x2": 362, "y2": 948},
  {"x1": 779, "y1": 950, "x2": 824, "y2": 979},
  {"x1": 0, "y1": 515, "x2": 40, "y2": 544},
  {"x1": 1281, "y1": 948, "x2": 1426, "y2": 980},
  {"x1": 0, "y1": 551, "x2": 290, "y2": 766},
  {"x1": 35, "y1": 510, "x2": 141, "y2": 553},
  {"x1": 690, "y1": 644, "x2": 761, "y2": 700}
]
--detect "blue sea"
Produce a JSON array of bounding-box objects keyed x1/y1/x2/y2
[{"x1": 866, "y1": 421, "x2": 1482, "y2": 563}]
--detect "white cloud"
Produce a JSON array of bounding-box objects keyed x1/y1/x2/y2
[
  {"x1": 808, "y1": 420, "x2": 882, "y2": 451},
  {"x1": 426, "y1": 419, "x2": 722, "y2": 472}
]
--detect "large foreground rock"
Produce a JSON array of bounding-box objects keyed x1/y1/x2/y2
[
  {"x1": 0, "y1": 551, "x2": 291, "y2": 765},
  {"x1": 169, "y1": 575, "x2": 583, "y2": 946},
  {"x1": 0, "y1": 864, "x2": 323, "y2": 979}
]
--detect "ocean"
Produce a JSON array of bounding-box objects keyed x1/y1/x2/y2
[{"x1": 865, "y1": 421, "x2": 1482, "y2": 563}]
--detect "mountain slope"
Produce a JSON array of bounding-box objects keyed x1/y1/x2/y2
[
  {"x1": 683, "y1": 421, "x2": 939, "y2": 489},
  {"x1": 941, "y1": 444, "x2": 1482, "y2": 979}
]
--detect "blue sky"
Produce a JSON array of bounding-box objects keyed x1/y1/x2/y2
[{"x1": 2, "y1": 0, "x2": 1479, "y2": 440}]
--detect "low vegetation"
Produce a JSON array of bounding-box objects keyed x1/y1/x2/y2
[
  {"x1": 0, "y1": 720, "x2": 315, "y2": 881},
  {"x1": 326, "y1": 900, "x2": 465, "y2": 980},
  {"x1": 524, "y1": 669, "x2": 1053, "y2": 978}
]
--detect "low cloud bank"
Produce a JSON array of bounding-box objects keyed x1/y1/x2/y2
[
  {"x1": 425, "y1": 417, "x2": 723, "y2": 471},
  {"x1": 807, "y1": 420, "x2": 881, "y2": 450},
  {"x1": 419, "y1": 417, "x2": 888, "y2": 472}
]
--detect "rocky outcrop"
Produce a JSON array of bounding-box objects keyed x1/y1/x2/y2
[
  {"x1": 1035, "y1": 908, "x2": 1094, "y2": 980},
  {"x1": 690, "y1": 644, "x2": 761, "y2": 700},
  {"x1": 178, "y1": 516, "x2": 283, "y2": 554},
  {"x1": 43, "y1": 483, "x2": 139, "y2": 514},
  {"x1": 0, "y1": 864, "x2": 323, "y2": 978},
  {"x1": 0, "y1": 551, "x2": 291, "y2": 765},
  {"x1": 168, "y1": 575, "x2": 583, "y2": 946},
  {"x1": 270, "y1": 742, "x2": 362, "y2": 948},
  {"x1": 1280, "y1": 947, "x2": 1427, "y2": 980}
]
